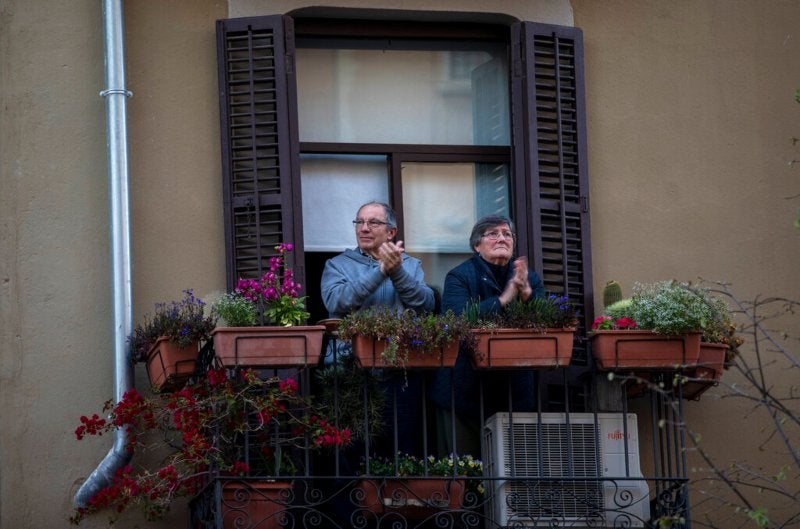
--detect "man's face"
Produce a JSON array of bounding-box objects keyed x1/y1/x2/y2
[
  {"x1": 473, "y1": 223, "x2": 515, "y2": 265},
  {"x1": 355, "y1": 204, "x2": 397, "y2": 257}
]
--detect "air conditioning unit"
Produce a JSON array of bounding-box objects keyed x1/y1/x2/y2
[{"x1": 483, "y1": 412, "x2": 651, "y2": 528}]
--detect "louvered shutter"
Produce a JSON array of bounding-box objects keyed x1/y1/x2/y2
[
  {"x1": 511, "y1": 22, "x2": 594, "y2": 362},
  {"x1": 216, "y1": 15, "x2": 305, "y2": 291}
]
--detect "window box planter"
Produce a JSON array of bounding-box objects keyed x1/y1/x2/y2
[
  {"x1": 680, "y1": 342, "x2": 729, "y2": 400},
  {"x1": 216, "y1": 479, "x2": 292, "y2": 529},
  {"x1": 590, "y1": 330, "x2": 702, "y2": 370},
  {"x1": 469, "y1": 328, "x2": 575, "y2": 369},
  {"x1": 355, "y1": 478, "x2": 465, "y2": 519},
  {"x1": 351, "y1": 335, "x2": 459, "y2": 369},
  {"x1": 145, "y1": 336, "x2": 199, "y2": 391},
  {"x1": 211, "y1": 326, "x2": 325, "y2": 368}
]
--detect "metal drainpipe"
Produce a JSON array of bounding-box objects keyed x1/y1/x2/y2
[{"x1": 74, "y1": 0, "x2": 134, "y2": 507}]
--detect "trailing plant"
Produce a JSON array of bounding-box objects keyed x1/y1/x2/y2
[
  {"x1": 128, "y1": 289, "x2": 217, "y2": 363},
  {"x1": 315, "y1": 355, "x2": 388, "y2": 441},
  {"x1": 71, "y1": 368, "x2": 351, "y2": 524},
  {"x1": 466, "y1": 293, "x2": 579, "y2": 330},
  {"x1": 337, "y1": 307, "x2": 471, "y2": 366}
]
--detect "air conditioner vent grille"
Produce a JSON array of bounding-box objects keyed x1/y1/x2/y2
[
  {"x1": 506, "y1": 479, "x2": 603, "y2": 519},
  {"x1": 506, "y1": 422, "x2": 600, "y2": 477}
]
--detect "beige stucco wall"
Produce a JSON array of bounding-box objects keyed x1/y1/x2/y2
[
  {"x1": 572, "y1": 0, "x2": 800, "y2": 523},
  {"x1": 1, "y1": 0, "x2": 798, "y2": 527}
]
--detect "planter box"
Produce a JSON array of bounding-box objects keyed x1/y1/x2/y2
[
  {"x1": 212, "y1": 326, "x2": 325, "y2": 368},
  {"x1": 351, "y1": 335, "x2": 459, "y2": 369},
  {"x1": 220, "y1": 480, "x2": 292, "y2": 529},
  {"x1": 590, "y1": 330, "x2": 702, "y2": 370},
  {"x1": 355, "y1": 478, "x2": 465, "y2": 518},
  {"x1": 145, "y1": 337, "x2": 199, "y2": 391},
  {"x1": 681, "y1": 342, "x2": 729, "y2": 400},
  {"x1": 469, "y1": 328, "x2": 575, "y2": 369}
]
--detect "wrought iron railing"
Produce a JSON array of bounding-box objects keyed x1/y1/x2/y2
[{"x1": 190, "y1": 332, "x2": 694, "y2": 528}]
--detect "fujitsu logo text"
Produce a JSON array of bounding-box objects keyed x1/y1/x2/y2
[{"x1": 607, "y1": 430, "x2": 631, "y2": 441}]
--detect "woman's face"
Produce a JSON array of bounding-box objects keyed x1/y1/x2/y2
[{"x1": 473, "y1": 223, "x2": 515, "y2": 265}]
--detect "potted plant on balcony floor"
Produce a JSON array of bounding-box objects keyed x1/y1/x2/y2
[
  {"x1": 337, "y1": 307, "x2": 471, "y2": 369},
  {"x1": 71, "y1": 367, "x2": 351, "y2": 526},
  {"x1": 590, "y1": 280, "x2": 716, "y2": 371},
  {"x1": 466, "y1": 295, "x2": 578, "y2": 369},
  {"x1": 211, "y1": 243, "x2": 325, "y2": 369},
  {"x1": 129, "y1": 289, "x2": 217, "y2": 391},
  {"x1": 355, "y1": 452, "x2": 483, "y2": 519}
]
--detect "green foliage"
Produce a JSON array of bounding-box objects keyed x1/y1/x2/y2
[
  {"x1": 264, "y1": 294, "x2": 310, "y2": 327},
  {"x1": 128, "y1": 289, "x2": 217, "y2": 363},
  {"x1": 213, "y1": 292, "x2": 258, "y2": 327},
  {"x1": 747, "y1": 506, "x2": 770, "y2": 528},
  {"x1": 604, "y1": 298, "x2": 635, "y2": 320},
  {"x1": 338, "y1": 307, "x2": 471, "y2": 366},
  {"x1": 315, "y1": 357, "x2": 387, "y2": 441},
  {"x1": 363, "y1": 452, "x2": 483, "y2": 478},
  {"x1": 626, "y1": 281, "x2": 715, "y2": 335},
  {"x1": 468, "y1": 293, "x2": 578, "y2": 330}
]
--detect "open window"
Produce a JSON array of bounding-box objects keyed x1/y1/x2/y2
[{"x1": 216, "y1": 12, "x2": 593, "y2": 360}]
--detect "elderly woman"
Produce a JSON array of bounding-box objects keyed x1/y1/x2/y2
[
  {"x1": 433, "y1": 214, "x2": 544, "y2": 455},
  {"x1": 442, "y1": 215, "x2": 544, "y2": 315}
]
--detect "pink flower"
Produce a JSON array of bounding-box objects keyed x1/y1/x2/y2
[{"x1": 615, "y1": 317, "x2": 638, "y2": 329}]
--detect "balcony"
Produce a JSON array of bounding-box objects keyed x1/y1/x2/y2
[{"x1": 185, "y1": 329, "x2": 704, "y2": 529}]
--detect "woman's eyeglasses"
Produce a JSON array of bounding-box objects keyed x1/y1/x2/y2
[{"x1": 481, "y1": 230, "x2": 514, "y2": 241}]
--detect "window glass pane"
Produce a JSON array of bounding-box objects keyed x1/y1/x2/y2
[
  {"x1": 300, "y1": 154, "x2": 389, "y2": 252},
  {"x1": 401, "y1": 162, "x2": 510, "y2": 290},
  {"x1": 296, "y1": 47, "x2": 509, "y2": 145}
]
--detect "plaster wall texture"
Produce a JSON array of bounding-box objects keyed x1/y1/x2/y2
[
  {"x1": 573, "y1": 0, "x2": 800, "y2": 522},
  {"x1": 1, "y1": 0, "x2": 798, "y2": 527}
]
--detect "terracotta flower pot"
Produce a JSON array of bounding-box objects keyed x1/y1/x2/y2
[
  {"x1": 469, "y1": 328, "x2": 575, "y2": 369},
  {"x1": 211, "y1": 326, "x2": 325, "y2": 368},
  {"x1": 145, "y1": 336, "x2": 199, "y2": 391},
  {"x1": 220, "y1": 480, "x2": 292, "y2": 529},
  {"x1": 351, "y1": 335, "x2": 459, "y2": 368},
  {"x1": 680, "y1": 342, "x2": 729, "y2": 400},
  {"x1": 590, "y1": 330, "x2": 702, "y2": 370},
  {"x1": 355, "y1": 478, "x2": 465, "y2": 518}
]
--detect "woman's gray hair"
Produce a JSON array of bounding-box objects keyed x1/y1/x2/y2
[
  {"x1": 469, "y1": 215, "x2": 516, "y2": 249},
  {"x1": 358, "y1": 201, "x2": 397, "y2": 229}
]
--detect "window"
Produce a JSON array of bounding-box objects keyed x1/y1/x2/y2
[{"x1": 216, "y1": 13, "x2": 594, "y2": 359}]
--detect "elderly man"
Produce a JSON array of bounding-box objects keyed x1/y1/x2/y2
[{"x1": 321, "y1": 201, "x2": 435, "y2": 318}]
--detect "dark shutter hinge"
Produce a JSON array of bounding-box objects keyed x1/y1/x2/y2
[{"x1": 580, "y1": 196, "x2": 589, "y2": 213}]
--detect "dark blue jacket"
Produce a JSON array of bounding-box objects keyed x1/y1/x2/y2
[
  {"x1": 432, "y1": 254, "x2": 545, "y2": 416},
  {"x1": 441, "y1": 254, "x2": 545, "y2": 316}
]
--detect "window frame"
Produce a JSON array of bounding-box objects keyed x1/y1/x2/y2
[{"x1": 216, "y1": 12, "x2": 594, "y2": 359}]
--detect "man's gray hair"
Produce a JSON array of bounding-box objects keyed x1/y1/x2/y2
[
  {"x1": 469, "y1": 215, "x2": 516, "y2": 249},
  {"x1": 358, "y1": 201, "x2": 397, "y2": 229}
]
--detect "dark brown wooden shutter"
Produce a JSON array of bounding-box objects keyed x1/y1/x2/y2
[
  {"x1": 216, "y1": 15, "x2": 305, "y2": 291},
  {"x1": 511, "y1": 22, "x2": 594, "y2": 361}
]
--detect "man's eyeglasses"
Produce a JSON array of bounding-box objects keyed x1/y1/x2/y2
[
  {"x1": 353, "y1": 219, "x2": 389, "y2": 229},
  {"x1": 481, "y1": 230, "x2": 514, "y2": 241}
]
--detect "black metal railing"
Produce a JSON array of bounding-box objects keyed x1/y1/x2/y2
[{"x1": 189, "y1": 332, "x2": 693, "y2": 528}]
